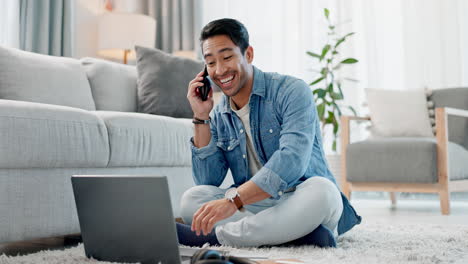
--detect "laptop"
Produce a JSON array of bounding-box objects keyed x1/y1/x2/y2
[{"x1": 71, "y1": 175, "x2": 197, "y2": 264}]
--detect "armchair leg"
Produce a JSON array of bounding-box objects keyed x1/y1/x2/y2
[
  {"x1": 389, "y1": 192, "x2": 397, "y2": 206},
  {"x1": 439, "y1": 188, "x2": 450, "y2": 215},
  {"x1": 342, "y1": 181, "x2": 351, "y2": 200}
]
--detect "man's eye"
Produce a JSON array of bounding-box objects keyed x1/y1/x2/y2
[
  {"x1": 224, "y1": 56, "x2": 232, "y2": 60},
  {"x1": 207, "y1": 62, "x2": 215, "y2": 66}
]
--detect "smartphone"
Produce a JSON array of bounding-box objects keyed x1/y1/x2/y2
[{"x1": 198, "y1": 66, "x2": 211, "y2": 101}]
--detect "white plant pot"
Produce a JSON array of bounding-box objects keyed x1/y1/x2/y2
[{"x1": 326, "y1": 154, "x2": 341, "y2": 183}]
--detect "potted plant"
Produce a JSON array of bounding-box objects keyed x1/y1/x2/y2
[{"x1": 306, "y1": 8, "x2": 358, "y2": 178}]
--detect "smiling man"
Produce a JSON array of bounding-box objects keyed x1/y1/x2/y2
[{"x1": 177, "y1": 18, "x2": 361, "y2": 248}]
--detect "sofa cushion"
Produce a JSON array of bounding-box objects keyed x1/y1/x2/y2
[
  {"x1": 346, "y1": 137, "x2": 468, "y2": 183},
  {"x1": 135, "y1": 46, "x2": 203, "y2": 118},
  {"x1": 0, "y1": 99, "x2": 109, "y2": 168},
  {"x1": 0, "y1": 46, "x2": 96, "y2": 110},
  {"x1": 81, "y1": 57, "x2": 138, "y2": 112},
  {"x1": 94, "y1": 111, "x2": 193, "y2": 167}
]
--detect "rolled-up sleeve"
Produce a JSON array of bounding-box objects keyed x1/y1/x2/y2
[
  {"x1": 190, "y1": 115, "x2": 229, "y2": 187},
  {"x1": 250, "y1": 79, "x2": 317, "y2": 199}
]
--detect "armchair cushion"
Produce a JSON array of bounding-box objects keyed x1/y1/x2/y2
[
  {"x1": 346, "y1": 138, "x2": 468, "y2": 183},
  {"x1": 365, "y1": 89, "x2": 433, "y2": 137}
]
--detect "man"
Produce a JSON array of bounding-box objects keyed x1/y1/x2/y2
[{"x1": 177, "y1": 18, "x2": 361, "y2": 248}]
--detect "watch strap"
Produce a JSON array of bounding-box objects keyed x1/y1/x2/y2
[
  {"x1": 232, "y1": 195, "x2": 244, "y2": 211},
  {"x1": 192, "y1": 117, "x2": 211, "y2": 125}
]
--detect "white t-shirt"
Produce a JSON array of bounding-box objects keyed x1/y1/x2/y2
[{"x1": 231, "y1": 99, "x2": 262, "y2": 178}]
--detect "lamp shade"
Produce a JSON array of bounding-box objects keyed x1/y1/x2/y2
[{"x1": 97, "y1": 13, "x2": 156, "y2": 61}]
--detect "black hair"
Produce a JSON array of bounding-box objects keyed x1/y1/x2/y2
[{"x1": 199, "y1": 18, "x2": 250, "y2": 55}]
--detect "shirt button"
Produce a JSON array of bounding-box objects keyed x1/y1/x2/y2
[
  {"x1": 240, "y1": 129, "x2": 244, "y2": 133},
  {"x1": 269, "y1": 129, "x2": 273, "y2": 133},
  {"x1": 227, "y1": 146, "x2": 232, "y2": 150},
  {"x1": 242, "y1": 154, "x2": 246, "y2": 159},
  {"x1": 278, "y1": 191, "x2": 283, "y2": 196}
]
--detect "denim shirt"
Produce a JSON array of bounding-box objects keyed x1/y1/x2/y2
[{"x1": 190, "y1": 66, "x2": 361, "y2": 235}]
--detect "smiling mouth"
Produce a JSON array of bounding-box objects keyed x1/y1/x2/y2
[{"x1": 218, "y1": 74, "x2": 235, "y2": 88}]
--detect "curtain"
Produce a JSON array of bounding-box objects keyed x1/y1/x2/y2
[
  {"x1": 19, "y1": 0, "x2": 74, "y2": 57},
  {"x1": 199, "y1": 0, "x2": 468, "y2": 151},
  {"x1": 141, "y1": 0, "x2": 196, "y2": 53},
  {"x1": 0, "y1": 0, "x2": 20, "y2": 48},
  {"x1": 199, "y1": 0, "x2": 468, "y2": 107}
]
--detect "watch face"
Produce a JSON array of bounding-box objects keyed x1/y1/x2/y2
[{"x1": 225, "y1": 188, "x2": 237, "y2": 200}]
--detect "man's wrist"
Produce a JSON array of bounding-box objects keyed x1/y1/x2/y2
[
  {"x1": 192, "y1": 116, "x2": 211, "y2": 125},
  {"x1": 193, "y1": 114, "x2": 210, "y2": 120}
]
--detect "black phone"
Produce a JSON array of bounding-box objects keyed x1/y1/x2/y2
[{"x1": 198, "y1": 66, "x2": 211, "y2": 101}]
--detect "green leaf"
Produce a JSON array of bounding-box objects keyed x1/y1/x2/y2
[
  {"x1": 335, "y1": 32, "x2": 355, "y2": 49},
  {"x1": 320, "y1": 44, "x2": 331, "y2": 61},
  {"x1": 343, "y1": 32, "x2": 355, "y2": 38},
  {"x1": 332, "y1": 140, "x2": 337, "y2": 152},
  {"x1": 327, "y1": 83, "x2": 333, "y2": 92},
  {"x1": 330, "y1": 92, "x2": 343, "y2": 100},
  {"x1": 326, "y1": 111, "x2": 335, "y2": 123},
  {"x1": 324, "y1": 8, "x2": 330, "y2": 19},
  {"x1": 333, "y1": 121, "x2": 339, "y2": 134},
  {"x1": 313, "y1": 88, "x2": 327, "y2": 99},
  {"x1": 317, "y1": 103, "x2": 325, "y2": 120},
  {"x1": 337, "y1": 82, "x2": 344, "y2": 99},
  {"x1": 309, "y1": 76, "x2": 325, "y2": 86},
  {"x1": 343, "y1": 77, "x2": 359, "y2": 82},
  {"x1": 320, "y1": 67, "x2": 328, "y2": 75},
  {"x1": 306, "y1": 51, "x2": 321, "y2": 59},
  {"x1": 331, "y1": 101, "x2": 342, "y2": 116},
  {"x1": 334, "y1": 38, "x2": 345, "y2": 49},
  {"x1": 340, "y1": 58, "x2": 358, "y2": 64},
  {"x1": 348, "y1": 106, "x2": 357, "y2": 116},
  {"x1": 329, "y1": 25, "x2": 335, "y2": 30},
  {"x1": 332, "y1": 50, "x2": 338, "y2": 55}
]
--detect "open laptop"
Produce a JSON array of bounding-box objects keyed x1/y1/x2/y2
[{"x1": 71, "y1": 175, "x2": 198, "y2": 264}]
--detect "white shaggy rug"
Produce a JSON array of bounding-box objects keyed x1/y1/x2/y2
[{"x1": 1, "y1": 221, "x2": 468, "y2": 264}]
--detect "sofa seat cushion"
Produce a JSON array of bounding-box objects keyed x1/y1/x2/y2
[
  {"x1": 346, "y1": 137, "x2": 468, "y2": 183},
  {"x1": 94, "y1": 111, "x2": 193, "y2": 167},
  {"x1": 0, "y1": 100, "x2": 109, "y2": 169}
]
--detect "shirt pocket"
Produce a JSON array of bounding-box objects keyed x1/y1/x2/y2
[
  {"x1": 260, "y1": 115, "x2": 281, "y2": 141},
  {"x1": 217, "y1": 138, "x2": 240, "y2": 152}
]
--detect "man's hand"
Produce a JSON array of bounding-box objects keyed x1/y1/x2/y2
[
  {"x1": 187, "y1": 70, "x2": 214, "y2": 120},
  {"x1": 192, "y1": 198, "x2": 237, "y2": 236}
]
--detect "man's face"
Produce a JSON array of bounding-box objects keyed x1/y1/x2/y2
[{"x1": 202, "y1": 35, "x2": 252, "y2": 97}]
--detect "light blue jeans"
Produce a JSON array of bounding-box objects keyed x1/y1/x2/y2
[{"x1": 179, "y1": 177, "x2": 343, "y2": 247}]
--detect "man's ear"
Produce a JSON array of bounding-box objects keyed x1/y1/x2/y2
[{"x1": 245, "y1": 46, "x2": 254, "y2": 63}]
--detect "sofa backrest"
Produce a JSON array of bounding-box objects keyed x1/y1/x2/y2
[
  {"x1": 431, "y1": 87, "x2": 468, "y2": 150},
  {"x1": 0, "y1": 46, "x2": 96, "y2": 111},
  {"x1": 81, "y1": 57, "x2": 138, "y2": 112}
]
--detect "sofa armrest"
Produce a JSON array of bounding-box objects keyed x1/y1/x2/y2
[
  {"x1": 435, "y1": 107, "x2": 468, "y2": 189},
  {"x1": 340, "y1": 115, "x2": 371, "y2": 197},
  {"x1": 340, "y1": 115, "x2": 371, "y2": 148}
]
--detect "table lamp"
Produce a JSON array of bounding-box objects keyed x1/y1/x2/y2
[{"x1": 98, "y1": 13, "x2": 156, "y2": 64}]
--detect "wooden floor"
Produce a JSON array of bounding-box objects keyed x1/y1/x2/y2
[{"x1": 1, "y1": 199, "x2": 467, "y2": 257}]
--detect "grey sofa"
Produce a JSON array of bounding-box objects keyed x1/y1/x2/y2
[
  {"x1": 341, "y1": 88, "x2": 468, "y2": 215},
  {"x1": 0, "y1": 46, "x2": 196, "y2": 243}
]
